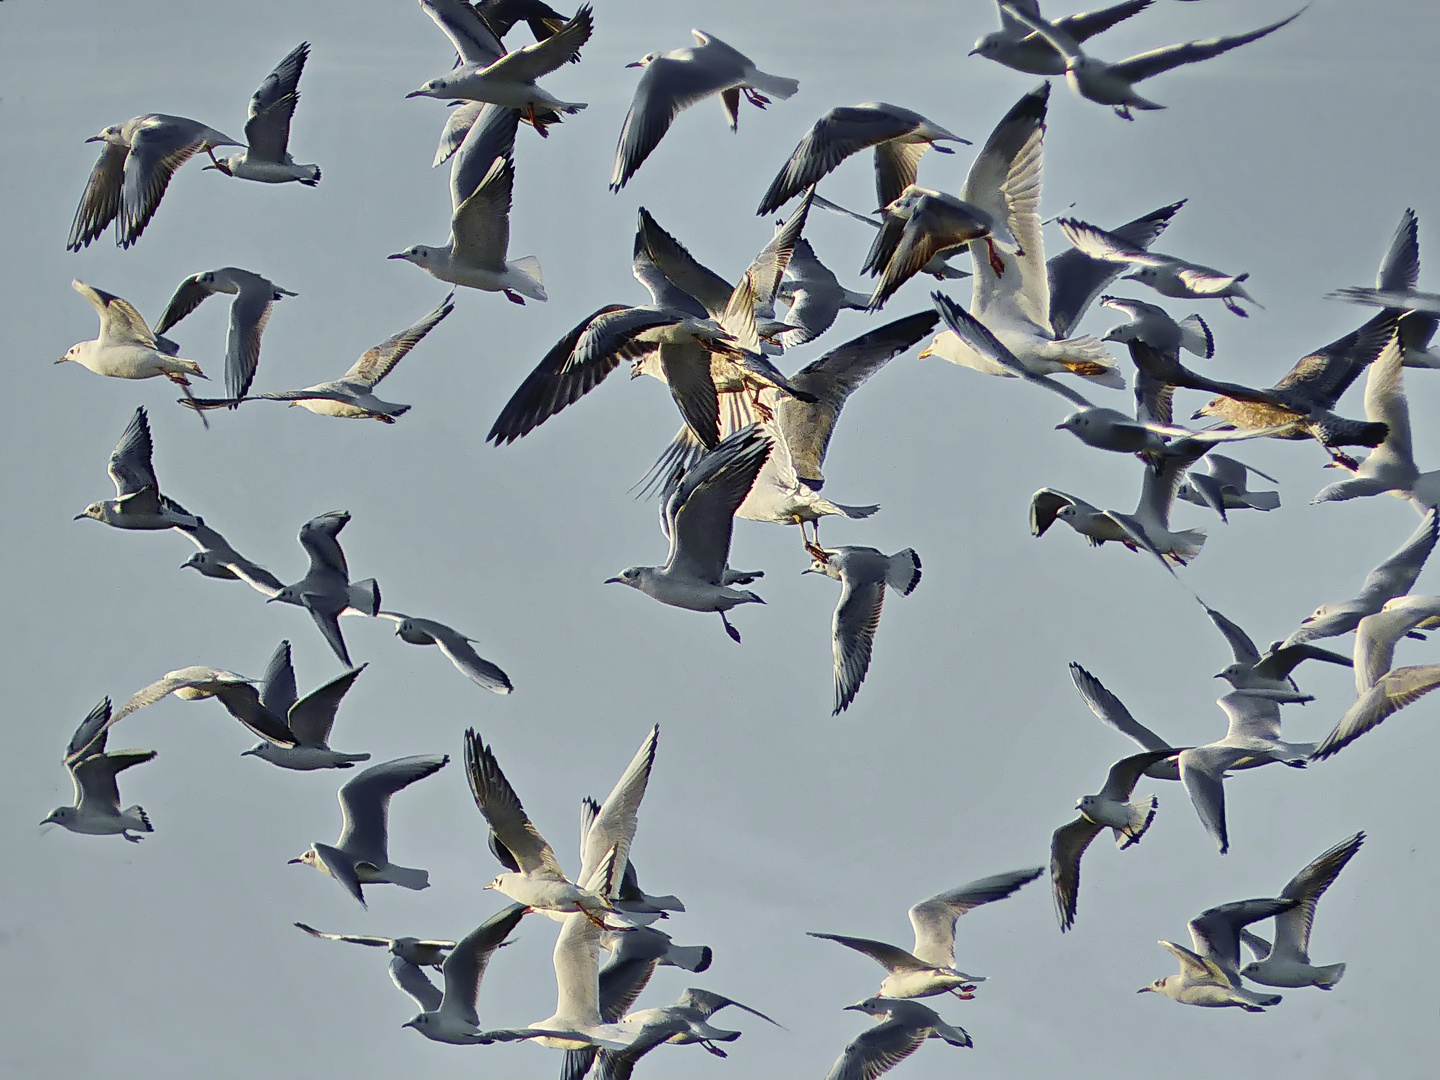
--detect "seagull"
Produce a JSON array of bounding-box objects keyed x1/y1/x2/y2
[
  {"x1": 1069, "y1": 662, "x2": 1183, "y2": 781},
  {"x1": 476, "y1": 0, "x2": 572, "y2": 44},
  {"x1": 1202, "y1": 601, "x2": 1353, "y2": 693},
  {"x1": 188, "y1": 295, "x2": 455, "y2": 421},
  {"x1": 1239, "y1": 832, "x2": 1364, "y2": 989},
  {"x1": 595, "y1": 988, "x2": 781, "y2": 1078},
  {"x1": 377, "y1": 612, "x2": 512, "y2": 692},
  {"x1": 1311, "y1": 330, "x2": 1440, "y2": 507},
  {"x1": 400, "y1": 904, "x2": 528, "y2": 1043},
  {"x1": 1179, "y1": 690, "x2": 1316, "y2": 854},
  {"x1": 240, "y1": 646, "x2": 372, "y2": 770},
  {"x1": 1283, "y1": 508, "x2": 1438, "y2": 647},
  {"x1": 1351, "y1": 594, "x2": 1440, "y2": 694},
  {"x1": 153, "y1": 268, "x2": 296, "y2": 403},
  {"x1": 1312, "y1": 661, "x2": 1440, "y2": 761},
  {"x1": 822, "y1": 997, "x2": 972, "y2": 1080},
  {"x1": 205, "y1": 42, "x2": 320, "y2": 185},
  {"x1": 1100, "y1": 295, "x2": 1212, "y2": 357},
  {"x1": 294, "y1": 921, "x2": 456, "y2": 970},
  {"x1": 606, "y1": 426, "x2": 771, "y2": 643},
  {"x1": 811, "y1": 193, "x2": 971, "y2": 283},
  {"x1": 176, "y1": 518, "x2": 285, "y2": 593},
  {"x1": 523, "y1": 909, "x2": 641, "y2": 1050},
  {"x1": 761, "y1": 238, "x2": 874, "y2": 348},
  {"x1": 917, "y1": 85, "x2": 1123, "y2": 387},
  {"x1": 41, "y1": 699, "x2": 155, "y2": 843},
  {"x1": 1176, "y1": 455, "x2": 1281, "y2": 521},
  {"x1": 464, "y1": 729, "x2": 631, "y2": 924},
  {"x1": 1058, "y1": 217, "x2": 1261, "y2": 316},
  {"x1": 932, "y1": 292, "x2": 1276, "y2": 458},
  {"x1": 809, "y1": 867, "x2": 1043, "y2": 999},
  {"x1": 1050, "y1": 749, "x2": 1178, "y2": 932},
  {"x1": 1325, "y1": 208, "x2": 1440, "y2": 370},
  {"x1": 1193, "y1": 309, "x2": 1399, "y2": 467},
  {"x1": 266, "y1": 510, "x2": 383, "y2": 668},
  {"x1": 74, "y1": 407, "x2": 198, "y2": 530},
  {"x1": 970, "y1": 1, "x2": 1157, "y2": 75},
  {"x1": 804, "y1": 545, "x2": 922, "y2": 714},
  {"x1": 290, "y1": 754, "x2": 449, "y2": 906},
  {"x1": 59, "y1": 282, "x2": 206, "y2": 403},
  {"x1": 96, "y1": 663, "x2": 297, "y2": 751},
  {"x1": 1140, "y1": 899, "x2": 1296, "y2": 1011},
  {"x1": 756, "y1": 103, "x2": 970, "y2": 217},
  {"x1": 1003, "y1": 3, "x2": 1304, "y2": 120},
  {"x1": 863, "y1": 187, "x2": 1003, "y2": 311},
  {"x1": 611, "y1": 30, "x2": 799, "y2": 190},
  {"x1": 389, "y1": 103, "x2": 545, "y2": 302},
  {"x1": 66, "y1": 114, "x2": 241, "y2": 250},
  {"x1": 407, "y1": 5, "x2": 593, "y2": 131}
]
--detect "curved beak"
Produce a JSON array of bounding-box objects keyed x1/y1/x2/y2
[
  {"x1": 917, "y1": 346, "x2": 933, "y2": 359},
  {"x1": 405, "y1": 89, "x2": 429, "y2": 99},
  {"x1": 967, "y1": 47, "x2": 981, "y2": 56},
  {"x1": 84, "y1": 135, "x2": 104, "y2": 143},
  {"x1": 1053, "y1": 423, "x2": 1066, "y2": 431},
  {"x1": 800, "y1": 567, "x2": 817, "y2": 575},
  {"x1": 625, "y1": 61, "x2": 644, "y2": 68},
  {"x1": 1136, "y1": 986, "x2": 1155, "y2": 994},
  {"x1": 1122, "y1": 271, "x2": 1143, "y2": 282},
  {"x1": 842, "y1": 1004, "x2": 866, "y2": 1013},
  {"x1": 55, "y1": 356, "x2": 71, "y2": 364},
  {"x1": 482, "y1": 881, "x2": 496, "y2": 890},
  {"x1": 73, "y1": 512, "x2": 86, "y2": 521},
  {"x1": 386, "y1": 252, "x2": 408, "y2": 260},
  {"x1": 603, "y1": 577, "x2": 623, "y2": 585},
  {"x1": 286, "y1": 857, "x2": 304, "y2": 864},
  {"x1": 265, "y1": 595, "x2": 280, "y2": 603},
  {"x1": 402, "y1": 1019, "x2": 419, "y2": 1030}
]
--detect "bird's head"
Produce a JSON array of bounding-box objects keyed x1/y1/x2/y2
[
  {"x1": 40, "y1": 807, "x2": 75, "y2": 827},
  {"x1": 402, "y1": 1014, "x2": 429, "y2": 1032},
  {"x1": 968, "y1": 34, "x2": 1002, "y2": 58},
  {"x1": 56, "y1": 342, "x2": 85, "y2": 365},
  {"x1": 74, "y1": 502, "x2": 104, "y2": 522},
  {"x1": 387, "y1": 245, "x2": 432, "y2": 267},
  {"x1": 406, "y1": 80, "x2": 446, "y2": 99},
  {"x1": 626, "y1": 52, "x2": 659, "y2": 69},
  {"x1": 843, "y1": 998, "x2": 890, "y2": 1018},
  {"x1": 1215, "y1": 663, "x2": 1244, "y2": 685},
  {"x1": 1138, "y1": 978, "x2": 1166, "y2": 995},
  {"x1": 86, "y1": 124, "x2": 125, "y2": 146},
  {"x1": 267, "y1": 586, "x2": 300, "y2": 605},
  {"x1": 288, "y1": 848, "x2": 318, "y2": 869},
  {"x1": 1123, "y1": 268, "x2": 1159, "y2": 286},
  {"x1": 604, "y1": 567, "x2": 644, "y2": 589},
  {"x1": 202, "y1": 159, "x2": 235, "y2": 176}
]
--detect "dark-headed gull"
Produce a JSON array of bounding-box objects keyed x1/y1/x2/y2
[
  {"x1": 41, "y1": 700, "x2": 155, "y2": 843},
  {"x1": 809, "y1": 867, "x2": 1043, "y2": 999},
  {"x1": 290, "y1": 754, "x2": 449, "y2": 906},
  {"x1": 206, "y1": 42, "x2": 320, "y2": 185}
]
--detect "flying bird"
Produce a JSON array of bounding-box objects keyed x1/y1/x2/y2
[
  {"x1": 206, "y1": 42, "x2": 320, "y2": 185},
  {"x1": 74, "y1": 407, "x2": 198, "y2": 530},
  {"x1": 41, "y1": 700, "x2": 156, "y2": 843}
]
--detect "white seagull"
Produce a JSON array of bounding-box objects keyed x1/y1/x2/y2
[
  {"x1": 611, "y1": 30, "x2": 798, "y2": 190},
  {"x1": 822, "y1": 997, "x2": 972, "y2": 1080},
  {"x1": 809, "y1": 867, "x2": 1043, "y2": 999},
  {"x1": 400, "y1": 904, "x2": 529, "y2": 1043},
  {"x1": 1003, "y1": 3, "x2": 1304, "y2": 120},
  {"x1": 240, "y1": 647, "x2": 372, "y2": 770},
  {"x1": 804, "y1": 545, "x2": 922, "y2": 714},
  {"x1": 1240, "y1": 832, "x2": 1364, "y2": 989},
  {"x1": 606, "y1": 426, "x2": 772, "y2": 643},
  {"x1": 153, "y1": 268, "x2": 296, "y2": 404},
  {"x1": 970, "y1": 0, "x2": 1157, "y2": 75},
  {"x1": 206, "y1": 42, "x2": 320, "y2": 185},
  {"x1": 290, "y1": 754, "x2": 449, "y2": 906},
  {"x1": 1140, "y1": 899, "x2": 1296, "y2": 1011},
  {"x1": 59, "y1": 282, "x2": 205, "y2": 399},
  {"x1": 389, "y1": 103, "x2": 545, "y2": 302},
  {"x1": 41, "y1": 699, "x2": 156, "y2": 843},
  {"x1": 1176, "y1": 455, "x2": 1280, "y2": 521},
  {"x1": 378, "y1": 612, "x2": 513, "y2": 693},
  {"x1": 74, "y1": 407, "x2": 198, "y2": 530},
  {"x1": 67, "y1": 114, "x2": 240, "y2": 249}
]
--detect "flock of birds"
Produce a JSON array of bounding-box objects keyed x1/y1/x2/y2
[{"x1": 33, "y1": 0, "x2": 1440, "y2": 1076}]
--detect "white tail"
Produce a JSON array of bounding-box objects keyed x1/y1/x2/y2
[
  {"x1": 386, "y1": 865, "x2": 430, "y2": 891},
  {"x1": 886, "y1": 549, "x2": 922, "y2": 595},
  {"x1": 126, "y1": 805, "x2": 153, "y2": 833},
  {"x1": 1244, "y1": 490, "x2": 1281, "y2": 511},
  {"x1": 749, "y1": 70, "x2": 800, "y2": 99},
  {"x1": 348, "y1": 578, "x2": 381, "y2": 616},
  {"x1": 1178, "y1": 314, "x2": 1214, "y2": 358},
  {"x1": 1314, "y1": 962, "x2": 1346, "y2": 988},
  {"x1": 1114, "y1": 795, "x2": 1157, "y2": 849},
  {"x1": 662, "y1": 943, "x2": 713, "y2": 972}
]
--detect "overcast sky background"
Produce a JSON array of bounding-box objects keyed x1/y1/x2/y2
[{"x1": 1, "y1": 1, "x2": 1435, "y2": 1077}]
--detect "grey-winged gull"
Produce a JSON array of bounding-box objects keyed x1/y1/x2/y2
[
  {"x1": 41, "y1": 699, "x2": 155, "y2": 843},
  {"x1": 206, "y1": 42, "x2": 320, "y2": 185}
]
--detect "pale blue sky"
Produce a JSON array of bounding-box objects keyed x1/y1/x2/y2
[{"x1": 0, "y1": 1, "x2": 1433, "y2": 1077}]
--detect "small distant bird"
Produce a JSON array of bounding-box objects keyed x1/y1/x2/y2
[
  {"x1": 822, "y1": 997, "x2": 972, "y2": 1080},
  {"x1": 809, "y1": 867, "x2": 1043, "y2": 999},
  {"x1": 186, "y1": 294, "x2": 454, "y2": 422},
  {"x1": 1239, "y1": 832, "x2": 1364, "y2": 989},
  {"x1": 41, "y1": 699, "x2": 155, "y2": 843},
  {"x1": 400, "y1": 905, "x2": 528, "y2": 1043},
  {"x1": 1201, "y1": 602, "x2": 1352, "y2": 693},
  {"x1": 1003, "y1": 3, "x2": 1304, "y2": 120},
  {"x1": 153, "y1": 268, "x2": 296, "y2": 404},
  {"x1": 612, "y1": 30, "x2": 799, "y2": 190},
  {"x1": 75, "y1": 407, "x2": 197, "y2": 530},
  {"x1": 606, "y1": 426, "x2": 772, "y2": 643},
  {"x1": 1050, "y1": 748, "x2": 1178, "y2": 931},
  {"x1": 1100, "y1": 295, "x2": 1212, "y2": 357},
  {"x1": 970, "y1": 1, "x2": 1158, "y2": 75},
  {"x1": 290, "y1": 754, "x2": 450, "y2": 906},
  {"x1": 377, "y1": 612, "x2": 513, "y2": 693},
  {"x1": 804, "y1": 545, "x2": 922, "y2": 714},
  {"x1": 1060, "y1": 218, "x2": 1261, "y2": 316},
  {"x1": 407, "y1": 5, "x2": 593, "y2": 131},
  {"x1": 596, "y1": 988, "x2": 781, "y2": 1078},
  {"x1": 1141, "y1": 899, "x2": 1297, "y2": 1011},
  {"x1": 99, "y1": 663, "x2": 297, "y2": 752},
  {"x1": 67, "y1": 114, "x2": 240, "y2": 249},
  {"x1": 864, "y1": 188, "x2": 1003, "y2": 310},
  {"x1": 177, "y1": 518, "x2": 285, "y2": 593},
  {"x1": 389, "y1": 104, "x2": 546, "y2": 301},
  {"x1": 206, "y1": 42, "x2": 320, "y2": 185},
  {"x1": 756, "y1": 103, "x2": 970, "y2": 217},
  {"x1": 59, "y1": 282, "x2": 206, "y2": 405},
  {"x1": 294, "y1": 920, "x2": 456, "y2": 970}
]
